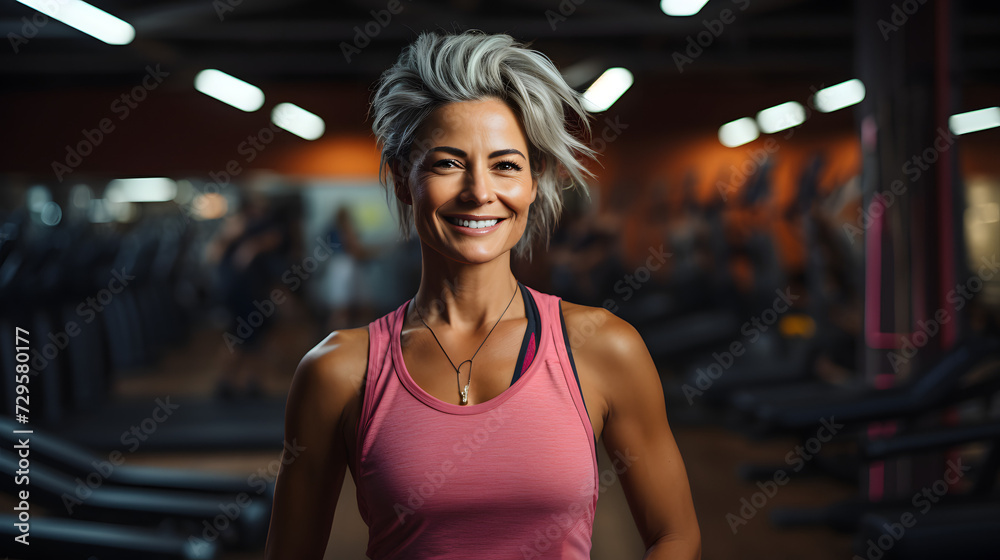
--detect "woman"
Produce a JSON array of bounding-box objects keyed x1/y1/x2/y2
[{"x1": 265, "y1": 30, "x2": 701, "y2": 559}]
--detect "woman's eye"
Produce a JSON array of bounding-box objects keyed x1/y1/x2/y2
[
  {"x1": 495, "y1": 160, "x2": 523, "y2": 172},
  {"x1": 433, "y1": 159, "x2": 460, "y2": 169}
]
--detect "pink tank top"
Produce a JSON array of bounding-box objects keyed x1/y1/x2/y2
[{"x1": 354, "y1": 286, "x2": 599, "y2": 560}]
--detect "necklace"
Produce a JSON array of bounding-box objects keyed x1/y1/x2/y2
[{"x1": 413, "y1": 283, "x2": 519, "y2": 405}]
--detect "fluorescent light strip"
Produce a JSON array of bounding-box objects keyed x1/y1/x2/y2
[
  {"x1": 719, "y1": 117, "x2": 759, "y2": 148},
  {"x1": 271, "y1": 103, "x2": 326, "y2": 141},
  {"x1": 16, "y1": 0, "x2": 134, "y2": 45},
  {"x1": 814, "y1": 79, "x2": 866, "y2": 113},
  {"x1": 581, "y1": 67, "x2": 634, "y2": 113},
  {"x1": 949, "y1": 107, "x2": 1000, "y2": 136},
  {"x1": 194, "y1": 69, "x2": 265, "y2": 112},
  {"x1": 756, "y1": 101, "x2": 806, "y2": 134},
  {"x1": 106, "y1": 177, "x2": 177, "y2": 203},
  {"x1": 660, "y1": 0, "x2": 711, "y2": 16}
]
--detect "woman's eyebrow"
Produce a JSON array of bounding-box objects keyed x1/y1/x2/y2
[
  {"x1": 488, "y1": 148, "x2": 526, "y2": 159},
  {"x1": 427, "y1": 146, "x2": 526, "y2": 159},
  {"x1": 428, "y1": 146, "x2": 466, "y2": 157}
]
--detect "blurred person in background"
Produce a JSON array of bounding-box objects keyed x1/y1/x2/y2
[
  {"x1": 549, "y1": 209, "x2": 627, "y2": 306},
  {"x1": 265, "y1": 30, "x2": 701, "y2": 559},
  {"x1": 320, "y1": 205, "x2": 374, "y2": 331},
  {"x1": 205, "y1": 191, "x2": 291, "y2": 399}
]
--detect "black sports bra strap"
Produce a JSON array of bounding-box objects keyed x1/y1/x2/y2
[
  {"x1": 557, "y1": 300, "x2": 591, "y2": 423},
  {"x1": 510, "y1": 282, "x2": 540, "y2": 386},
  {"x1": 510, "y1": 286, "x2": 590, "y2": 425}
]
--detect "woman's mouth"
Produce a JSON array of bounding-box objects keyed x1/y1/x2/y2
[
  {"x1": 445, "y1": 217, "x2": 500, "y2": 229},
  {"x1": 444, "y1": 215, "x2": 506, "y2": 234}
]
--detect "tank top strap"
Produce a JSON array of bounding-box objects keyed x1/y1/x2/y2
[{"x1": 356, "y1": 299, "x2": 409, "y2": 473}]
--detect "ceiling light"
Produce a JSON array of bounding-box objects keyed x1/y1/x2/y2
[
  {"x1": 16, "y1": 0, "x2": 134, "y2": 45},
  {"x1": 756, "y1": 101, "x2": 806, "y2": 134},
  {"x1": 813, "y1": 79, "x2": 866, "y2": 113},
  {"x1": 949, "y1": 107, "x2": 1000, "y2": 136},
  {"x1": 719, "y1": 117, "x2": 759, "y2": 148},
  {"x1": 581, "y1": 67, "x2": 633, "y2": 113},
  {"x1": 660, "y1": 0, "x2": 711, "y2": 16},
  {"x1": 271, "y1": 103, "x2": 325, "y2": 141},
  {"x1": 194, "y1": 69, "x2": 265, "y2": 112}
]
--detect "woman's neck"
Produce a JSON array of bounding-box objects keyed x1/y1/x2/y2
[{"x1": 412, "y1": 243, "x2": 520, "y2": 330}]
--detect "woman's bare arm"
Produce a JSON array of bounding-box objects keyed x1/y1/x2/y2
[
  {"x1": 264, "y1": 328, "x2": 368, "y2": 560},
  {"x1": 567, "y1": 305, "x2": 701, "y2": 559}
]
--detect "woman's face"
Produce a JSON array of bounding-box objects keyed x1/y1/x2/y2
[{"x1": 396, "y1": 98, "x2": 537, "y2": 265}]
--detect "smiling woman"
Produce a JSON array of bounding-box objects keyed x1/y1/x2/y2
[
  {"x1": 372, "y1": 31, "x2": 597, "y2": 261},
  {"x1": 264, "y1": 30, "x2": 701, "y2": 560},
  {"x1": 402, "y1": 98, "x2": 538, "y2": 263}
]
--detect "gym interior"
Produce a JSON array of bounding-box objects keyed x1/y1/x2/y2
[{"x1": 1, "y1": 0, "x2": 1000, "y2": 558}]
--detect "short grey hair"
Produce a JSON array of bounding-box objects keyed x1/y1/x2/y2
[{"x1": 370, "y1": 30, "x2": 597, "y2": 259}]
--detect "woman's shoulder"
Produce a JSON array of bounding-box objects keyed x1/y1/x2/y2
[
  {"x1": 558, "y1": 300, "x2": 641, "y2": 348},
  {"x1": 557, "y1": 299, "x2": 651, "y2": 374},
  {"x1": 557, "y1": 300, "x2": 660, "y2": 414},
  {"x1": 289, "y1": 327, "x2": 370, "y2": 407}
]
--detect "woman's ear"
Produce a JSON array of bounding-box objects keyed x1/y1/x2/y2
[{"x1": 390, "y1": 159, "x2": 413, "y2": 206}]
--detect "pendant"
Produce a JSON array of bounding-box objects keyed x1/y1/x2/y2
[{"x1": 457, "y1": 360, "x2": 472, "y2": 405}]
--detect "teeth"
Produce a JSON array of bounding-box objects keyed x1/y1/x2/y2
[{"x1": 449, "y1": 217, "x2": 499, "y2": 229}]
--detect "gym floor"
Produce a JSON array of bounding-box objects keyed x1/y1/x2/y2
[{"x1": 107, "y1": 298, "x2": 855, "y2": 560}]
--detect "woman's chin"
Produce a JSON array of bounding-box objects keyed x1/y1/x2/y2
[
  {"x1": 437, "y1": 240, "x2": 512, "y2": 265},
  {"x1": 454, "y1": 249, "x2": 506, "y2": 265},
  {"x1": 419, "y1": 226, "x2": 522, "y2": 265}
]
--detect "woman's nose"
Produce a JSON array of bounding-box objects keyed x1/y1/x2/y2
[{"x1": 458, "y1": 165, "x2": 493, "y2": 205}]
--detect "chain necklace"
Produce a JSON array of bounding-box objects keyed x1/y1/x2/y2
[{"x1": 413, "y1": 283, "x2": 519, "y2": 405}]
